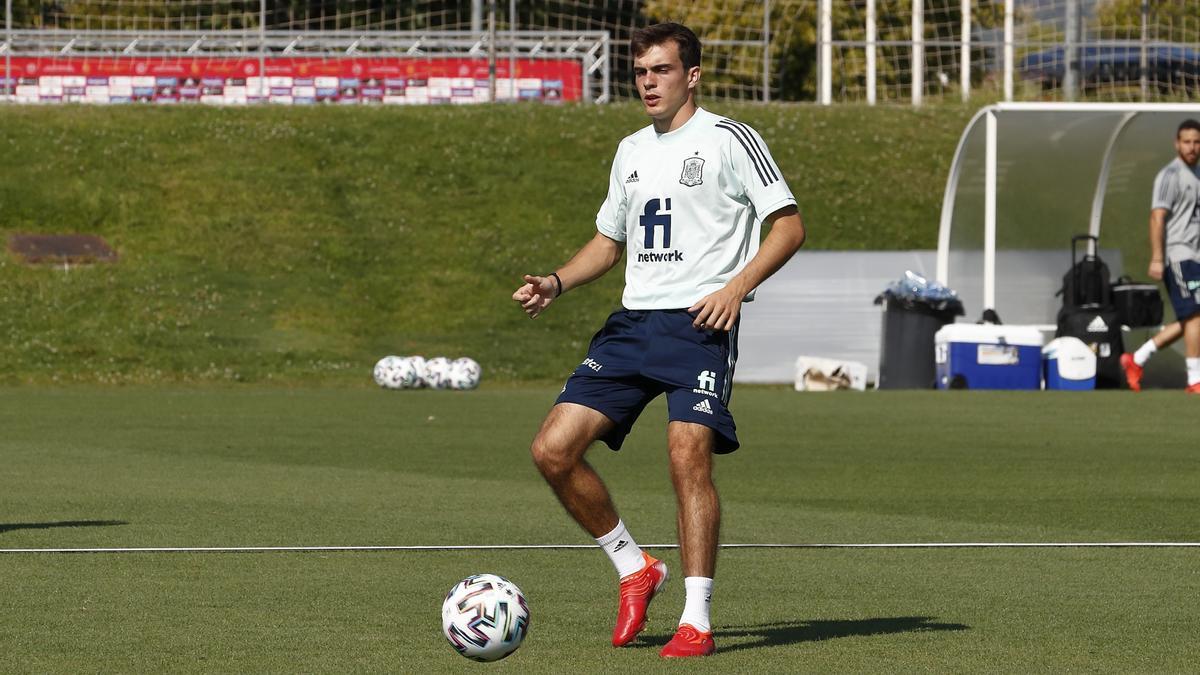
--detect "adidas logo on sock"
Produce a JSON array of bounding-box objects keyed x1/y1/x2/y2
[
  {"x1": 625, "y1": 170, "x2": 639, "y2": 184},
  {"x1": 692, "y1": 399, "x2": 713, "y2": 415},
  {"x1": 613, "y1": 540, "x2": 628, "y2": 552}
]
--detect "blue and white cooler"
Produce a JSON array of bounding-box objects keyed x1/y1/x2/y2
[
  {"x1": 1041, "y1": 337, "x2": 1097, "y2": 390},
  {"x1": 934, "y1": 324, "x2": 1044, "y2": 390}
]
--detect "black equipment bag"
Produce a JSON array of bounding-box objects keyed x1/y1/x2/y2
[
  {"x1": 1111, "y1": 275, "x2": 1164, "y2": 328},
  {"x1": 1056, "y1": 305, "x2": 1125, "y2": 388},
  {"x1": 1059, "y1": 235, "x2": 1113, "y2": 309},
  {"x1": 1056, "y1": 234, "x2": 1124, "y2": 388}
]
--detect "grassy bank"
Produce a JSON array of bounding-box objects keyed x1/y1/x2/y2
[{"x1": 0, "y1": 103, "x2": 973, "y2": 384}]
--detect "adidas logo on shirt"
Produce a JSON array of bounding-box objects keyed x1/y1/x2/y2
[
  {"x1": 692, "y1": 399, "x2": 714, "y2": 415},
  {"x1": 1086, "y1": 315, "x2": 1109, "y2": 332},
  {"x1": 625, "y1": 170, "x2": 639, "y2": 184}
]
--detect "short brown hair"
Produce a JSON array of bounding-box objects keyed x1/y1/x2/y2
[
  {"x1": 1179, "y1": 119, "x2": 1200, "y2": 137},
  {"x1": 630, "y1": 23, "x2": 701, "y2": 71}
]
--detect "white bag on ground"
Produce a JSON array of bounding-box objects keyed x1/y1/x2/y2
[{"x1": 794, "y1": 356, "x2": 869, "y2": 392}]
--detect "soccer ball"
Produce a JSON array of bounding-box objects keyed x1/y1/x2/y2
[
  {"x1": 391, "y1": 357, "x2": 421, "y2": 389},
  {"x1": 407, "y1": 356, "x2": 428, "y2": 388},
  {"x1": 423, "y1": 356, "x2": 453, "y2": 389},
  {"x1": 448, "y1": 357, "x2": 482, "y2": 390},
  {"x1": 372, "y1": 355, "x2": 406, "y2": 389},
  {"x1": 372, "y1": 356, "x2": 395, "y2": 387},
  {"x1": 441, "y1": 574, "x2": 530, "y2": 662},
  {"x1": 373, "y1": 355, "x2": 419, "y2": 389}
]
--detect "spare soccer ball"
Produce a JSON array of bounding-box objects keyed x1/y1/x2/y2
[
  {"x1": 441, "y1": 574, "x2": 530, "y2": 662},
  {"x1": 391, "y1": 357, "x2": 421, "y2": 389},
  {"x1": 407, "y1": 356, "x2": 428, "y2": 388},
  {"x1": 423, "y1": 356, "x2": 453, "y2": 389},
  {"x1": 372, "y1": 356, "x2": 406, "y2": 389},
  {"x1": 448, "y1": 357, "x2": 482, "y2": 390}
]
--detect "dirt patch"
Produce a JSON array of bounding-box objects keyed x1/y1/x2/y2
[{"x1": 7, "y1": 233, "x2": 118, "y2": 264}]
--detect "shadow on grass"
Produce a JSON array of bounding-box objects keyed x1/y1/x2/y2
[
  {"x1": 640, "y1": 616, "x2": 969, "y2": 653},
  {"x1": 0, "y1": 520, "x2": 128, "y2": 535}
]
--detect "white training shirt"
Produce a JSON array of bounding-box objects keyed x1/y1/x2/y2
[{"x1": 595, "y1": 107, "x2": 797, "y2": 309}]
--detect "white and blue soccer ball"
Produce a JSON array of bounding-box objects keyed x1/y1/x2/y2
[
  {"x1": 448, "y1": 357, "x2": 482, "y2": 390},
  {"x1": 373, "y1": 355, "x2": 422, "y2": 389},
  {"x1": 406, "y1": 356, "x2": 428, "y2": 388},
  {"x1": 372, "y1": 355, "x2": 407, "y2": 389},
  {"x1": 423, "y1": 356, "x2": 454, "y2": 389},
  {"x1": 392, "y1": 357, "x2": 421, "y2": 389},
  {"x1": 441, "y1": 574, "x2": 530, "y2": 662}
]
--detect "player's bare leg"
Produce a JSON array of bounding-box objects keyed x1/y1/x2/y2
[
  {"x1": 1124, "y1": 322, "x2": 1184, "y2": 390},
  {"x1": 529, "y1": 402, "x2": 667, "y2": 647},
  {"x1": 661, "y1": 421, "x2": 719, "y2": 657},
  {"x1": 529, "y1": 403, "x2": 619, "y2": 535},
  {"x1": 1124, "y1": 321, "x2": 1185, "y2": 391},
  {"x1": 1183, "y1": 315, "x2": 1200, "y2": 393},
  {"x1": 1153, "y1": 321, "x2": 1185, "y2": 349},
  {"x1": 667, "y1": 421, "x2": 720, "y2": 577}
]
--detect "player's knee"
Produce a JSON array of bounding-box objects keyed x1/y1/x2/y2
[
  {"x1": 529, "y1": 434, "x2": 574, "y2": 482},
  {"x1": 670, "y1": 462, "x2": 715, "y2": 490},
  {"x1": 667, "y1": 443, "x2": 715, "y2": 489}
]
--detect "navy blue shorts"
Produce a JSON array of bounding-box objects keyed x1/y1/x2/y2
[
  {"x1": 555, "y1": 308, "x2": 740, "y2": 454},
  {"x1": 1164, "y1": 260, "x2": 1200, "y2": 321}
]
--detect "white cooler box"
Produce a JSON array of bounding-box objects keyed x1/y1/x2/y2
[
  {"x1": 935, "y1": 324, "x2": 1044, "y2": 390},
  {"x1": 1042, "y1": 337, "x2": 1097, "y2": 390}
]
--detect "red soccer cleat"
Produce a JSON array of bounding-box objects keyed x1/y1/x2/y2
[
  {"x1": 659, "y1": 623, "x2": 716, "y2": 658},
  {"x1": 1120, "y1": 353, "x2": 1143, "y2": 392},
  {"x1": 611, "y1": 552, "x2": 668, "y2": 647},
  {"x1": 1187, "y1": 383, "x2": 1200, "y2": 395}
]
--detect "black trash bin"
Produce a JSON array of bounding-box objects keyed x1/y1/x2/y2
[{"x1": 875, "y1": 274, "x2": 964, "y2": 390}]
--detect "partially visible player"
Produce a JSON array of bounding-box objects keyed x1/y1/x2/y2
[
  {"x1": 511, "y1": 23, "x2": 805, "y2": 658},
  {"x1": 1121, "y1": 119, "x2": 1200, "y2": 392}
]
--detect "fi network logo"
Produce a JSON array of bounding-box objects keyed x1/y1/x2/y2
[
  {"x1": 696, "y1": 370, "x2": 716, "y2": 392},
  {"x1": 639, "y1": 198, "x2": 672, "y2": 249}
]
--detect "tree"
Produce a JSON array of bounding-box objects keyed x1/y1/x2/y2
[{"x1": 1093, "y1": 0, "x2": 1199, "y2": 41}]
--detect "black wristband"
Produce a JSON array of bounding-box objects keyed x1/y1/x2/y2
[{"x1": 549, "y1": 272, "x2": 563, "y2": 298}]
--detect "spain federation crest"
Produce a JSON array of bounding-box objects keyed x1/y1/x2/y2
[{"x1": 679, "y1": 156, "x2": 705, "y2": 187}]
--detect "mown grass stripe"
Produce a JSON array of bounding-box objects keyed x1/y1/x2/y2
[{"x1": 4, "y1": 542, "x2": 1200, "y2": 554}]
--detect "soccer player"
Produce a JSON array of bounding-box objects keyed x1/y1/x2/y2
[
  {"x1": 511, "y1": 22, "x2": 805, "y2": 658},
  {"x1": 1121, "y1": 119, "x2": 1200, "y2": 393}
]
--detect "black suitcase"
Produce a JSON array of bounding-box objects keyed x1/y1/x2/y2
[
  {"x1": 1111, "y1": 276, "x2": 1164, "y2": 328},
  {"x1": 1056, "y1": 305, "x2": 1125, "y2": 388},
  {"x1": 1059, "y1": 235, "x2": 1113, "y2": 309}
]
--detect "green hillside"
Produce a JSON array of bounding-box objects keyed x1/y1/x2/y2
[{"x1": 0, "y1": 103, "x2": 973, "y2": 384}]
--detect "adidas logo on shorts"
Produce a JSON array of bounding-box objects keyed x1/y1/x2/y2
[{"x1": 692, "y1": 399, "x2": 714, "y2": 415}]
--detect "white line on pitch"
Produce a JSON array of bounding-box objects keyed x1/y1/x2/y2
[{"x1": 1, "y1": 542, "x2": 1199, "y2": 554}]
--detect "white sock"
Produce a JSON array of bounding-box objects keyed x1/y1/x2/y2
[
  {"x1": 1188, "y1": 358, "x2": 1200, "y2": 386},
  {"x1": 1134, "y1": 340, "x2": 1158, "y2": 367},
  {"x1": 678, "y1": 577, "x2": 713, "y2": 633},
  {"x1": 595, "y1": 520, "x2": 645, "y2": 579}
]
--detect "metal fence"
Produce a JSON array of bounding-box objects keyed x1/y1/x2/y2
[{"x1": 818, "y1": 0, "x2": 1200, "y2": 105}]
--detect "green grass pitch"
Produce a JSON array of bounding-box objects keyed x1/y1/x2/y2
[{"x1": 2, "y1": 386, "x2": 1198, "y2": 672}]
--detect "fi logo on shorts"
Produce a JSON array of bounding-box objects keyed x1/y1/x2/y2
[{"x1": 692, "y1": 370, "x2": 717, "y2": 398}]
